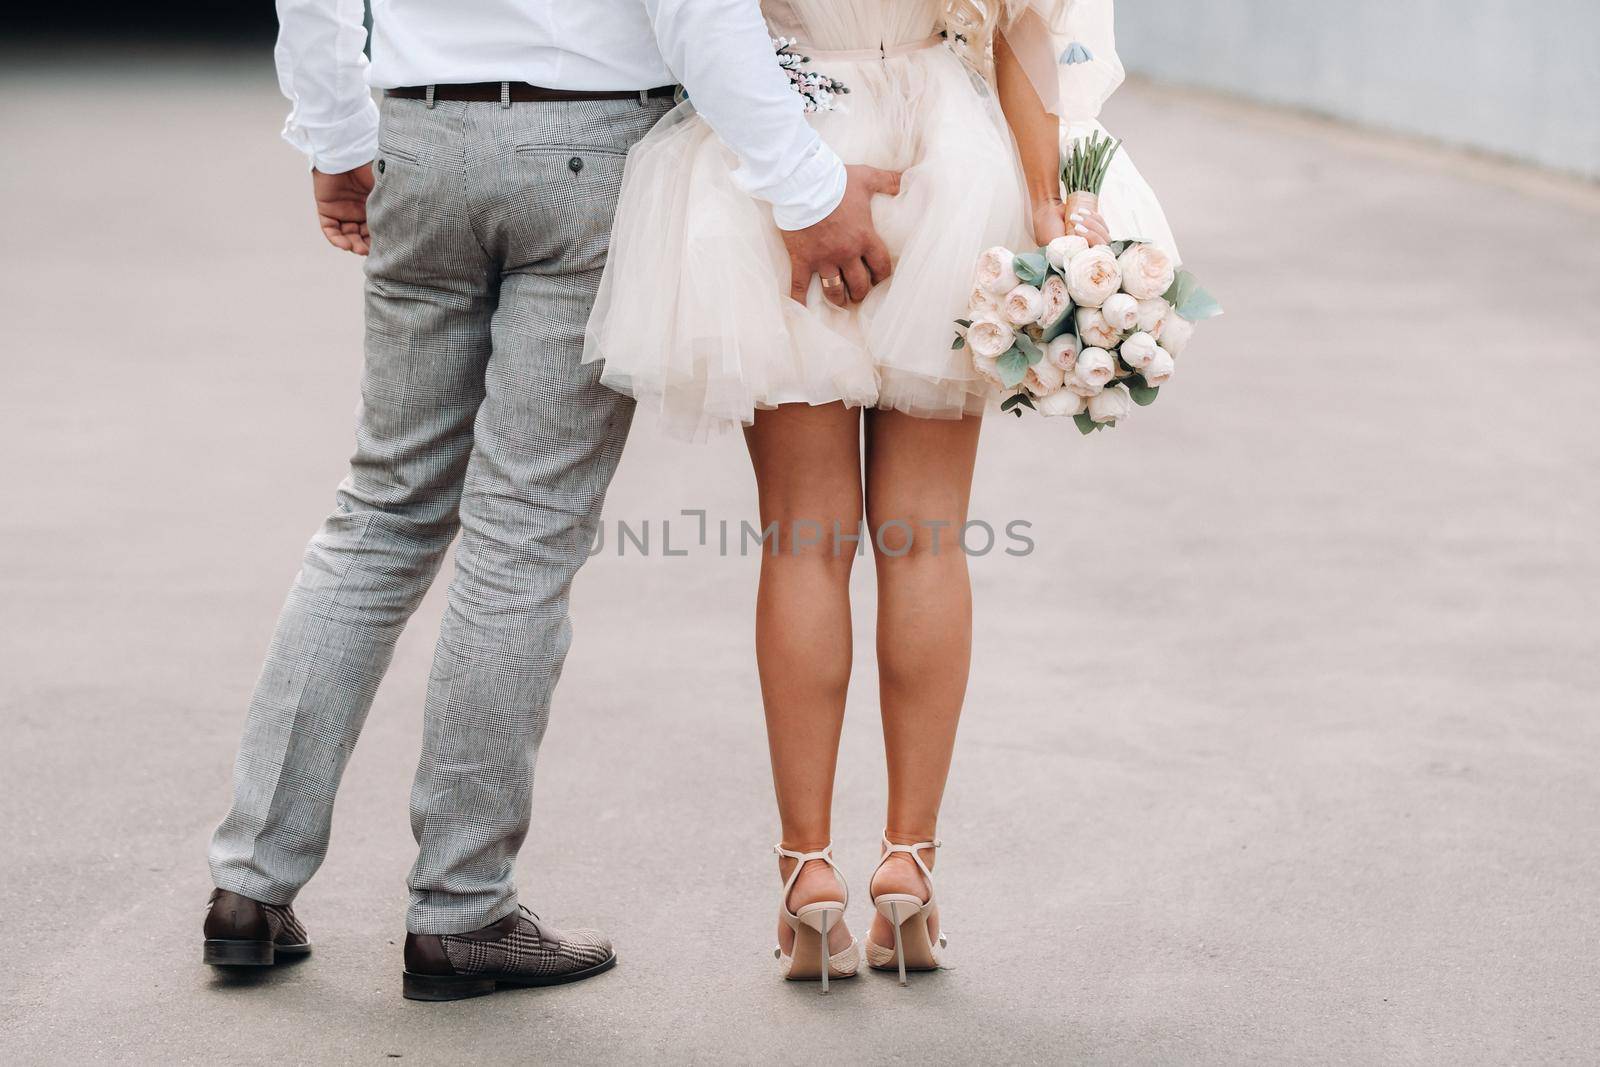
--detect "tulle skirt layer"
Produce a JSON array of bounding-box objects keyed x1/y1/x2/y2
[{"x1": 583, "y1": 43, "x2": 1032, "y2": 440}]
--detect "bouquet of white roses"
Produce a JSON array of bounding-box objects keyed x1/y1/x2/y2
[{"x1": 953, "y1": 134, "x2": 1221, "y2": 433}]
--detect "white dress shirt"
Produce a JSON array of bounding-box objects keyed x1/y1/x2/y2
[{"x1": 274, "y1": 0, "x2": 847, "y2": 229}]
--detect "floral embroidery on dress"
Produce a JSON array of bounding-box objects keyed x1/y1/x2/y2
[
  {"x1": 1058, "y1": 41, "x2": 1094, "y2": 64},
  {"x1": 773, "y1": 37, "x2": 851, "y2": 112}
]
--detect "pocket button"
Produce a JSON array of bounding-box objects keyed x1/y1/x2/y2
[
  {"x1": 569, "y1": 156, "x2": 584, "y2": 173},
  {"x1": 376, "y1": 159, "x2": 386, "y2": 174}
]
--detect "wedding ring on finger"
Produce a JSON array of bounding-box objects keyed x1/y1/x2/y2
[{"x1": 820, "y1": 273, "x2": 846, "y2": 303}]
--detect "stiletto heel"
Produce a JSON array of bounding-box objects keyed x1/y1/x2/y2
[
  {"x1": 866, "y1": 835, "x2": 948, "y2": 983},
  {"x1": 819, "y1": 909, "x2": 831, "y2": 994},
  {"x1": 772, "y1": 844, "x2": 860, "y2": 992},
  {"x1": 888, "y1": 901, "x2": 907, "y2": 984}
]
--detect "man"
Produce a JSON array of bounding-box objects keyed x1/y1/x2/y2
[{"x1": 203, "y1": 0, "x2": 899, "y2": 1002}]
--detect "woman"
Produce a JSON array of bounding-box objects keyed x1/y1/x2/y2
[{"x1": 585, "y1": 0, "x2": 1173, "y2": 986}]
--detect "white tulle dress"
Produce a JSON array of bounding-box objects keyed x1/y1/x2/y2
[{"x1": 583, "y1": 0, "x2": 1176, "y2": 440}]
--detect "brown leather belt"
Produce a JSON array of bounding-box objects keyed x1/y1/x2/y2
[{"x1": 385, "y1": 82, "x2": 678, "y2": 104}]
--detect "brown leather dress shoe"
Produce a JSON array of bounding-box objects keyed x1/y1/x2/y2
[
  {"x1": 402, "y1": 905, "x2": 616, "y2": 1001},
  {"x1": 203, "y1": 888, "x2": 312, "y2": 967}
]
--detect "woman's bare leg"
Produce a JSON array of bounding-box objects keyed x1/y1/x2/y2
[
  {"x1": 862, "y1": 409, "x2": 983, "y2": 945},
  {"x1": 744, "y1": 401, "x2": 863, "y2": 954}
]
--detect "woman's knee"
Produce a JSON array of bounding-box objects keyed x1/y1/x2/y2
[
  {"x1": 864, "y1": 506, "x2": 968, "y2": 564},
  {"x1": 753, "y1": 510, "x2": 864, "y2": 577}
]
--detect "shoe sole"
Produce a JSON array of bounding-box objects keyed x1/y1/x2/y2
[
  {"x1": 401, "y1": 952, "x2": 618, "y2": 1002},
  {"x1": 204, "y1": 939, "x2": 313, "y2": 967}
]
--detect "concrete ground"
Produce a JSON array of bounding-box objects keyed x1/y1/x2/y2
[{"x1": 2, "y1": 51, "x2": 1597, "y2": 1066}]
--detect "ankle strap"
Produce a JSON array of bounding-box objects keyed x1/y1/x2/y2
[
  {"x1": 774, "y1": 843, "x2": 849, "y2": 916},
  {"x1": 877, "y1": 835, "x2": 940, "y2": 883}
]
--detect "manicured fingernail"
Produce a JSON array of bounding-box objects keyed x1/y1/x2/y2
[
  {"x1": 1074, "y1": 224, "x2": 1090, "y2": 235},
  {"x1": 1069, "y1": 213, "x2": 1083, "y2": 221}
]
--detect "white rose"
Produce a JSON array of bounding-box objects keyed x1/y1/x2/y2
[
  {"x1": 1117, "y1": 242, "x2": 1177, "y2": 301},
  {"x1": 968, "y1": 285, "x2": 1003, "y2": 319},
  {"x1": 1036, "y1": 389, "x2": 1088, "y2": 417},
  {"x1": 1160, "y1": 309, "x2": 1195, "y2": 357},
  {"x1": 1045, "y1": 333, "x2": 1080, "y2": 372},
  {"x1": 1065, "y1": 245, "x2": 1122, "y2": 308},
  {"x1": 966, "y1": 316, "x2": 1015, "y2": 360},
  {"x1": 1045, "y1": 234, "x2": 1089, "y2": 269},
  {"x1": 1075, "y1": 306, "x2": 1122, "y2": 350},
  {"x1": 1037, "y1": 274, "x2": 1070, "y2": 327},
  {"x1": 1119, "y1": 331, "x2": 1160, "y2": 370},
  {"x1": 1100, "y1": 292, "x2": 1139, "y2": 332},
  {"x1": 1136, "y1": 297, "x2": 1170, "y2": 337},
  {"x1": 1002, "y1": 283, "x2": 1045, "y2": 326},
  {"x1": 1025, "y1": 358, "x2": 1066, "y2": 397},
  {"x1": 975, "y1": 246, "x2": 1020, "y2": 295},
  {"x1": 1087, "y1": 382, "x2": 1134, "y2": 424},
  {"x1": 1068, "y1": 346, "x2": 1116, "y2": 396},
  {"x1": 972, "y1": 353, "x2": 1005, "y2": 387},
  {"x1": 1141, "y1": 345, "x2": 1175, "y2": 387}
]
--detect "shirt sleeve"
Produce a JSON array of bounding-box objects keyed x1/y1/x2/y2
[
  {"x1": 641, "y1": 0, "x2": 847, "y2": 230},
  {"x1": 274, "y1": 0, "x2": 381, "y2": 173}
]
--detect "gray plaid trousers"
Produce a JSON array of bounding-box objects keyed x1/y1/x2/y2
[{"x1": 209, "y1": 94, "x2": 671, "y2": 934}]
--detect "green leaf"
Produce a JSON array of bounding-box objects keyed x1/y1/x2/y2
[
  {"x1": 997, "y1": 348, "x2": 1029, "y2": 388},
  {"x1": 1177, "y1": 285, "x2": 1223, "y2": 322},
  {"x1": 1073, "y1": 411, "x2": 1098, "y2": 435},
  {"x1": 1000, "y1": 391, "x2": 1036, "y2": 413},
  {"x1": 1162, "y1": 269, "x2": 1199, "y2": 309},
  {"x1": 1109, "y1": 240, "x2": 1131, "y2": 257},
  {"x1": 1013, "y1": 251, "x2": 1049, "y2": 288},
  {"x1": 1012, "y1": 331, "x2": 1043, "y2": 365},
  {"x1": 955, "y1": 318, "x2": 973, "y2": 328},
  {"x1": 1127, "y1": 381, "x2": 1159, "y2": 406},
  {"x1": 951, "y1": 335, "x2": 965, "y2": 350}
]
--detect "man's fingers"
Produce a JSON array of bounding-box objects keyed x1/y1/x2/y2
[
  {"x1": 841, "y1": 259, "x2": 873, "y2": 304},
  {"x1": 819, "y1": 267, "x2": 850, "y2": 308},
  {"x1": 864, "y1": 237, "x2": 893, "y2": 284},
  {"x1": 865, "y1": 167, "x2": 903, "y2": 197},
  {"x1": 322, "y1": 226, "x2": 354, "y2": 252},
  {"x1": 789, "y1": 254, "x2": 812, "y2": 304},
  {"x1": 320, "y1": 217, "x2": 368, "y2": 255}
]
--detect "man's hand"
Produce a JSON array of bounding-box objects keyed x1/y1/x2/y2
[
  {"x1": 313, "y1": 164, "x2": 375, "y2": 255},
  {"x1": 782, "y1": 164, "x2": 902, "y2": 308}
]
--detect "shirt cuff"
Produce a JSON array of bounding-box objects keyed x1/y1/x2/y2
[
  {"x1": 767, "y1": 142, "x2": 848, "y2": 231},
  {"x1": 282, "y1": 97, "x2": 380, "y2": 174}
]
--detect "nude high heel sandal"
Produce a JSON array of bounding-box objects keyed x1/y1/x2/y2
[
  {"x1": 865, "y1": 836, "x2": 948, "y2": 985},
  {"x1": 772, "y1": 844, "x2": 859, "y2": 993}
]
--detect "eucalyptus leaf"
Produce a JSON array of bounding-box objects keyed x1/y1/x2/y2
[
  {"x1": 951, "y1": 335, "x2": 966, "y2": 350},
  {"x1": 1127, "y1": 381, "x2": 1159, "y2": 406},
  {"x1": 955, "y1": 318, "x2": 973, "y2": 328},
  {"x1": 1013, "y1": 251, "x2": 1049, "y2": 288},
  {"x1": 997, "y1": 348, "x2": 1029, "y2": 388},
  {"x1": 1000, "y1": 392, "x2": 1036, "y2": 414},
  {"x1": 1013, "y1": 331, "x2": 1043, "y2": 365},
  {"x1": 1177, "y1": 286, "x2": 1224, "y2": 322},
  {"x1": 1162, "y1": 270, "x2": 1199, "y2": 309},
  {"x1": 1109, "y1": 240, "x2": 1131, "y2": 257},
  {"x1": 1073, "y1": 411, "x2": 1098, "y2": 435}
]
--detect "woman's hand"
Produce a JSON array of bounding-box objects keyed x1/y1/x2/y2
[{"x1": 1032, "y1": 197, "x2": 1111, "y2": 248}]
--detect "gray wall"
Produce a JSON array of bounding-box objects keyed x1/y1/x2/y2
[{"x1": 1113, "y1": 0, "x2": 1600, "y2": 180}]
